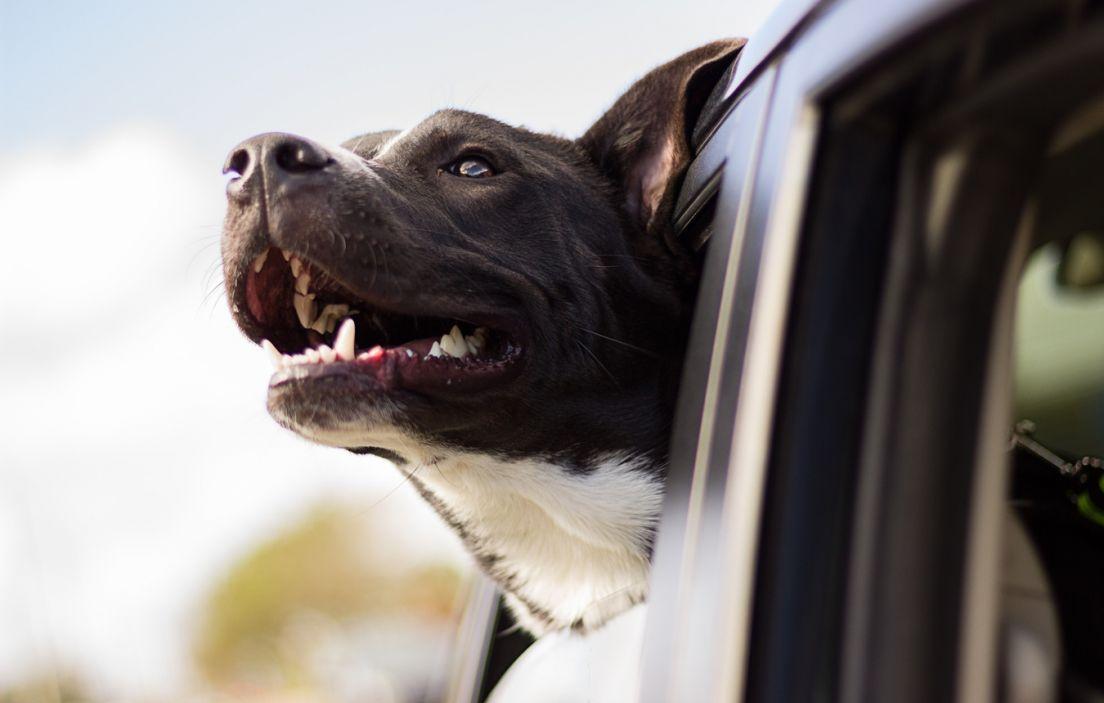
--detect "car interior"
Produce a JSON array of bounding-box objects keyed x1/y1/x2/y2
[{"x1": 1005, "y1": 94, "x2": 1104, "y2": 701}]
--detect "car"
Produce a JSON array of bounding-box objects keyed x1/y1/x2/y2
[{"x1": 445, "y1": 0, "x2": 1104, "y2": 700}]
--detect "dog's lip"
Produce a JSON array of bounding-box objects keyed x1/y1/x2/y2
[
  {"x1": 267, "y1": 334, "x2": 525, "y2": 397},
  {"x1": 231, "y1": 245, "x2": 529, "y2": 396},
  {"x1": 232, "y1": 245, "x2": 528, "y2": 350}
]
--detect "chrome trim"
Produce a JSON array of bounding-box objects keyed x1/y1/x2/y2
[
  {"x1": 444, "y1": 576, "x2": 501, "y2": 703},
  {"x1": 724, "y1": 0, "x2": 823, "y2": 99},
  {"x1": 712, "y1": 101, "x2": 821, "y2": 703},
  {"x1": 953, "y1": 202, "x2": 1033, "y2": 703}
]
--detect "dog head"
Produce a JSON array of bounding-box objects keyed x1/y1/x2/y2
[{"x1": 221, "y1": 39, "x2": 743, "y2": 470}]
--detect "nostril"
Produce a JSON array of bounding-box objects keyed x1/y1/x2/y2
[
  {"x1": 224, "y1": 148, "x2": 251, "y2": 178},
  {"x1": 273, "y1": 140, "x2": 332, "y2": 174}
]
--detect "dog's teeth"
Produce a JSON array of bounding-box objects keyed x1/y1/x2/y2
[
  {"x1": 303, "y1": 348, "x2": 319, "y2": 363},
  {"x1": 318, "y1": 345, "x2": 337, "y2": 364},
  {"x1": 449, "y1": 325, "x2": 465, "y2": 346},
  {"x1": 443, "y1": 326, "x2": 471, "y2": 358},
  {"x1": 334, "y1": 318, "x2": 355, "y2": 360},
  {"x1": 261, "y1": 339, "x2": 283, "y2": 368},
  {"x1": 310, "y1": 304, "x2": 350, "y2": 335},
  {"x1": 406, "y1": 349, "x2": 416, "y2": 358},
  {"x1": 428, "y1": 341, "x2": 443, "y2": 358},
  {"x1": 295, "y1": 270, "x2": 311, "y2": 295},
  {"x1": 439, "y1": 333, "x2": 462, "y2": 358},
  {"x1": 294, "y1": 293, "x2": 317, "y2": 328},
  {"x1": 281, "y1": 249, "x2": 293, "y2": 262},
  {"x1": 252, "y1": 250, "x2": 269, "y2": 273},
  {"x1": 290, "y1": 256, "x2": 302, "y2": 277},
  {"x1": 465, "y1": 335, "x2": 484, "y2": 354}
]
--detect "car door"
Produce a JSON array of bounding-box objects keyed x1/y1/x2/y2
[{"x1": 645, "y1": 0, "x2": 1104, "y2": 702}]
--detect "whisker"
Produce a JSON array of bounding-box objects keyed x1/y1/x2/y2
[
  {"x1": 362, "y1": 460, "x2": 427, "y2": 511},
  {"x1": 574, "y1": 339, "x2": 619, "y2": 388},
  {"x1": 576, "y1": 327, "x2": 661, "y2": 359},
  {"x1": 200, "y1": 281, "x2": 226, "y2": 314}
]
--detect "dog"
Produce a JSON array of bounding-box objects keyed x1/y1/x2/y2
[{"x1": 221, "y1": 39, "x2": 745, "y2": 636}]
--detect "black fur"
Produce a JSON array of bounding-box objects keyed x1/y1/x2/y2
[
  {"x1": 221, "y1": 39, "x2": 746, "y2": 633},
  {"x1": 222, "y1": 40, "x2": 745, "y2": 475}
]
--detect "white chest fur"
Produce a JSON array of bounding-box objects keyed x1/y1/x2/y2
[
  {"x1": 291, "y1": 419, "x2": 664, "y2": 634},
  {"x1": 411, "y1": 451, "x2": 663, "y2": 634}
]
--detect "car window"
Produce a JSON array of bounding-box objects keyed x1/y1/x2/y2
[
  {"x1": 1009, "y1": 124, "x2": 1104, "y2": 696},
  {"x1": 1015, "y1": 236, "x2": 1104, "y2": 458}
]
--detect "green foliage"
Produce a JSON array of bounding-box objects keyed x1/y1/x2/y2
[{"x1": 192, "y1": 502, "x2": 461, "y2": 689}]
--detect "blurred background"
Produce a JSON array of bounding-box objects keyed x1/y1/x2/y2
[{"x1": 0, "y1": 1, "x2": 778, "y2": 700}]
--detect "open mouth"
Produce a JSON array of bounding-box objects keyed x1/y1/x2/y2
[{"x1": 242, "y1": 247, "x2": 524, "y2": 394}]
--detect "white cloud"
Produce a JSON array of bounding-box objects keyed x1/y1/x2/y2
[{"x1": 0, "y1": 128, "x2": 467, "y2": 696}]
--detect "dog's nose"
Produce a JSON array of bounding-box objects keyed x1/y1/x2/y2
[{"x1": 223, "y1": 133, "x2": 333, "y2": 202}]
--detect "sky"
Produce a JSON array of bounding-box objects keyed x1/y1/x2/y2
[{"x1": 0, "y1": 0, "x2": 780, "y2": 698}]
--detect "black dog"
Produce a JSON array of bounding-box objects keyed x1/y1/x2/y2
[{"x1": 221, "y1": 39, "x2": 744, "y2": 635}]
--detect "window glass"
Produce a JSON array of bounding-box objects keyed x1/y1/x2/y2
[{"x1": 1015, "y1": 234, "x2": 1104, "y2": 458}]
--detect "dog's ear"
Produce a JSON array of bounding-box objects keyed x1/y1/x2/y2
[{"x1": 579, "y1": 39, "x2": 746, "y2": 249}]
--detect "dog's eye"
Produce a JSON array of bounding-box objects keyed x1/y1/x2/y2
[{"x1": 447, "y1": 156, "x2": 496, "y2": 178}]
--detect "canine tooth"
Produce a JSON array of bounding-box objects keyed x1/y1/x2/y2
[
  {"x1": 318, "y1": 345, "x2": 337, "y2": 363},
  {"x1": 252, "y1": 250, "x2": 269, "y2": 273},
  {"x1": 334, "y1": 319, "x2": 356, "y2": 360},
  {"x1": 449, "y1": 327, "x2": 471, "y2": 358},
  {"x1": 261, "y1": 339, "x2": 283, "y2": 368},
  {"x1": 428, "y1": 341, "x2": 443, "y2": 358},
  {"x1": 449, "y1": 326, "x2": 470, "y2": 358},
  {"x1": 295, "y1": 271, "x2": 311, "y2": 295},
  {"x1": 294, "y1": 293, "x2": 317, "y2": 328},
  {"x1": 281, "y1": 249, "x2": 292, "y2": 261},
  {"x1": 449, "y1": 325, "x2": 465, "y2": 346},
  {"x1": 439, "y1": 333, "x2": 460, "y2": 357}
]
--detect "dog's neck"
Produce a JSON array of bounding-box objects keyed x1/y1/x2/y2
[
  {"x1": 292, "y1": 421, "x2": 664, "y2": 634},
  {"x1": 406, "y1": 451, "x2": 662, "y2": 634}
]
